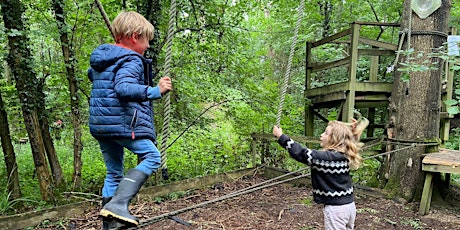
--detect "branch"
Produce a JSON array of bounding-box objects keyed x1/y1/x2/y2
[{"x1": 94, "y1": 0, "x2": 115, "y2": 40}]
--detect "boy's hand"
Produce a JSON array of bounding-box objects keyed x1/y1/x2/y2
[
  {"x1": 158, "y1": 76, "x2": 172, "y2": 94},
  {"x1": 273, "y1": 125, "x2": 283, "y2": 138}
]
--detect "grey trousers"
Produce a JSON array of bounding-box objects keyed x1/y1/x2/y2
[{"x1": 323, "y1": 202, "x2": 356, "y2": 230}]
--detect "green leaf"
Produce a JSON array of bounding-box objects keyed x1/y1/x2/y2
[
  {"x1": 447, "y1": 106, "x2": 460, "y2": 115},
  {"x1": 401, "y1": 74, "x2": 410, "y2": 82},
  {"x1": 444, "y1": 99, "x2": 458, "y2": 106}
]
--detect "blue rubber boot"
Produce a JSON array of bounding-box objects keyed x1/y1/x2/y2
[{"x1": 100, "y1": 169, "x2": 148, "y2": 226}]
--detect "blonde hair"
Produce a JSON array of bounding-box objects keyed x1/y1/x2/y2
[
  {"x1": 112, "y1": 11, "x2": 154, "y2": 42},
  {"x1": 321, "y1": 118, "x2": 369, "y2": 170}
]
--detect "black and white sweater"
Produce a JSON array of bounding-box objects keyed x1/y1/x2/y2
[{"x1": 278, "y1": 134, "x2": 354, "y2": 205}]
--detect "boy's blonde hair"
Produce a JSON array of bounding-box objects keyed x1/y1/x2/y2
[
  {"x1": 112, "y1": 11, "x2": 154, "y2": 42},
  {"x1": 322, "y1": 118, "x2": 369, "y2": 170}
]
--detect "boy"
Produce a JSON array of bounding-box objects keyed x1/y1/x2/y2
[{"x1": 87, "y1": 11, "x2": 172, "y2": 228}]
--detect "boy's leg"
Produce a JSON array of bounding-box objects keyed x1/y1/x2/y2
[
  {"x1": 98, "y1": 139, "x2": 124, "y2": 228},
  {"x1": 98, "y1": 139, "x2": 125, "y2": 198},
  {"x1": 100, "y1": 138, "x2": 159, "y2": 226},
  {"x1": 120, "y1": 138, "x2": 161, "y2": 176}
]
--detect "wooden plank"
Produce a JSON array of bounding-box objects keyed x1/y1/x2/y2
[
  {"x1": 358, "y1": 49, "x2": 395, "y2": 56},
  {"x1": 309, "y1": 57, "x2": 350, "y2": 72},
  {"x1": 355, "y1": 82, "x2": 393, "y2": 93},
  {"x1": 0, "y1": 201, "x2": 94, "y2": 230},
  {"x1": 305, "y1": 82, "x2": 392, "y2": 98},
  {"x1": 310, "y1": 92, "x2": 347, "y2": 104},
  {"x1": 305, "y1": 82, "x2": 349, "y2": 97},
  {"x1": 422, "y1": 149, "x2": 460, "y2": 166},
  {"x1": 358, "y1": 37, "x2": 398, "y2": 50},
  {"x1": 139, "y1": 168, "x2": 258, "y2": 199},
  {"x1": 311, "y1": 28, "x2": 351, "y2": 48},
  {"x1": 353, "y1": 21, "x2": 400, "y2": 27},
  {"x1": 355, "y1": 94, "x2": 389, "y2": 101},
  {"x1": 422, "y1": 164, "x2": 460, "y2": 174},
  {"x1": 355, "y1": 101, "x2": 389, "y2": 109}
]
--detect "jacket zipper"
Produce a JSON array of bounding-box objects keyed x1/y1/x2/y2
[{"x1": 130, "y1": 110, "x2": 138, "y2": 139}]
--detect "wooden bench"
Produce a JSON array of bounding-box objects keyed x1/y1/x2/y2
[{"x1": 419, "y1": 149, "x2": 460, "y2": 215}]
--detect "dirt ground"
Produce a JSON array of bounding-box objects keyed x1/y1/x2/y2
[{"x1": 34, "y1": 174, "x2": 460, "y2": 230}]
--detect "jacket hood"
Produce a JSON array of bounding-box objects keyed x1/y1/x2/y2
[{"x1": 89, "y1": 44, "x2": 145, "y2": 72}]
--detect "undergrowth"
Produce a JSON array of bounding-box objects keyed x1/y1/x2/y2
[{"x1": 2, "y1": 123, "x2": 460, "y2": 216}]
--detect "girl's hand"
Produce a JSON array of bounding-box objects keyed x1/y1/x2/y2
[{"x1": 273, "y1": 125, "x2": 283, "y2": 138}]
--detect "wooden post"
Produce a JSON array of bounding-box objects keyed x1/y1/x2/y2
[
  {"x1": 305, "y1": 42, "x2": 314, "y2": 138},
  {"x1": 251, "y1": 137, "x2": 257, "y2": 167},
  {"x1": 440, "y1": 27, "x2": 457, "y2": 143},
  {"x1": 344, "y1": 22, "x2": 360, "y2": 122}
]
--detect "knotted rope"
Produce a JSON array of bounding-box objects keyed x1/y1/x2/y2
[
  {"x1": 275, "y1": 0, "x2": 305, "y2": 126},
  {"x1": 159, "y1": 0, "x2": 177, "y2": 180}
]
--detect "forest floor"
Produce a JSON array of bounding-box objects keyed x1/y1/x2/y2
[{"x1": 33, "y1": 174, "x2": 460, "y2": 230}]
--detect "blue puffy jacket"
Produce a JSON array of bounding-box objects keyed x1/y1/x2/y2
[{"x1": 88, "y1": 44, "x2": 162, "y2": 141}]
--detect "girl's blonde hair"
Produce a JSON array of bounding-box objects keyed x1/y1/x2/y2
[
  {"x1": 322, "y1": 118, "x2": 369, "y2": 169},
  {"x1": 112, "y1": 11, "x2": 154, "y2": 42}
]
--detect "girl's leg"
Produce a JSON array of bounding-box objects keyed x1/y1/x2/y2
[
  {"x1": 98, "y1": 139, "x2": 125, "y2": 198},
  {"x1": 323, "y1": 202, "x2": 356, "y2": 230}
]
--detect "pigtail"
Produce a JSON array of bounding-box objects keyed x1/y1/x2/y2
[
  {"x1": 348, "y1": 117, "x2": 368, "y2": 169},
  {"x1": 323, "y1": 117, "x2": 369, "y2": 170}
]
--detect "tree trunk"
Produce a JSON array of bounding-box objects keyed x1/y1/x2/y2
[
  {"x1": 0, "y1": 89, "x2": 22, "y2": 200},
  {"x1": 52, "y1": 0, "x2": 83, "y2": 189},
  {"x1": 386, "y1": 0, "x2": 451, "y2": 202},
  {"x1": 37, "y1": 78, "x2": 64, "y2": 186},
  {"x1": 0, "y1": 0, "x2": 54, "y2": 201}
]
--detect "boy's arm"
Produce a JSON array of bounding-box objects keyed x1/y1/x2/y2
[
  {"x1": 147, "y1": 76, "x2": 172, "y2": 100},
  {"x1": 114, "y1": 58, "x2": 150, "y2": 100},
  {"x1": 147, "y1": 86, "x2": 162, "y2": 100}
]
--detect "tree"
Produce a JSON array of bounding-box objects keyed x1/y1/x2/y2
[
  {"x1": 386, "y1": 0, "x2": 451, "y2": 201},
  {"x1": 0, "y1": 0, "x2": 54, "y2": 201},
  {"x1": 52, "y1": 0, "x2": 83, "y2": 189},
  {"x1": 0, "y1": 83, "x2": 21, "y2": 200}
]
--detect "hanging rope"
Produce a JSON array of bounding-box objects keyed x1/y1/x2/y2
[
  {"x1": 159, "y1": 0, "x2": 177, "y2": 180},
  {"x1": 117, "y1": 138, "x2": 428, "y2": 229},
  {"x1": 275, "y1": 0, "x2": 305, "y2": 127}
]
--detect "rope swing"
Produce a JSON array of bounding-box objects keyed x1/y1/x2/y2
[
  {"x1": 159, "y1": 0, "x2": 177, "y2": 180},
  {"x1": 275, "y1": 0, "x2": 305, "y2": 127}
]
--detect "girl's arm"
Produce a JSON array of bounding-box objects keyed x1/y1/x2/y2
[{"x1": 274, "y1": 126, "x2": 314, "y2": 165}]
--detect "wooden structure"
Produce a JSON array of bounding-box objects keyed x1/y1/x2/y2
[
  {"x1": 304, "y1": 22, "x2": 455, "y2": 142},
  {"x1": 305, "y1": 21, "x2": 400, "y2": 137},
  {"x1": 419, "y1": 149, "x2": 460, "y2": 215}
]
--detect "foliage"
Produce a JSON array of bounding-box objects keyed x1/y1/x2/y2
[{"x1": 0, "y1": 0, "x2": 459, "y2": 214}]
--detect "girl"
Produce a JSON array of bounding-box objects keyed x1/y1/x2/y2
[{"x1": 273, "y1": 117, "x2": 368, "y2": 230}]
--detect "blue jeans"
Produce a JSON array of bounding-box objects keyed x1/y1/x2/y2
[{"x1": 98, "y1": 138, "x2": 161, "y2": 198}]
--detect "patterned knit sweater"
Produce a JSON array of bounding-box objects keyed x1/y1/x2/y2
[{"x1": 278, "y1": 134, "x2": 354, "y2": 205}]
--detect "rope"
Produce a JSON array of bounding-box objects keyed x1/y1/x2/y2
[
  {"x1": 123, "y1": 166, "x2": 310, "y2": 229},
  {"x1": 409, "y1": 30, "x2": 448, "y2": 38},
  {"x1": 275, "y1": 0, "x2": 305, "y2": 127},
  {"x1": 159, "y1": 0, "x2": 177, "y2": 180},
  {"x1": 407, "y1": 0, "x2": 412, "y2": 50},
  {"x1": 120, "y1": 138, "x2": 433, "y2": 229}
]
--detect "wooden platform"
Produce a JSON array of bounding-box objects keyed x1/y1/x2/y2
[{"x1": 419, "y1": 149, "x2": 460, "y2": 215}]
